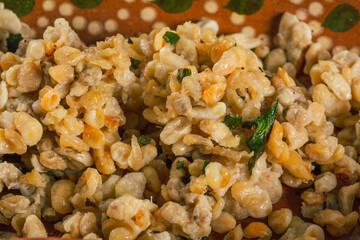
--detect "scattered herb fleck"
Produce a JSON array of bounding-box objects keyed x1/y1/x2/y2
[
  {"x1": 176, "y1": 161, "x2": 191, "y2": 184},
  {"x1": 282, "y1": 107, "x2": 289, "y2": 116},
  {"x1": 259, "y1": 67, "x2": 264, "y2": 72},
  {"x1": 265, "y1": 74, "x2": 272, "y2": 80},
  {"x1": 201, "y1": 235, "x2": 210, "y2": 240},
  {"x1": 240, "y1": 96, "x2": 245, "y2": 100},
  {"x1": 127, "y1": 38, "x2": 133, "y2": 44},
  {"x1": 202, "y1": 159, "x2": 210, "y2": 174},
  {"x1": 6, "y1": 33, "x2": 23, "y2": 53},
  {"x1": 177, "y1": 68, "x2": 192, "y2": 82},
  {"x1": 244, "y1": 100, "x2": 279, "y2": 175},
  {"x1": 224, "y1": 114, "x2": 242, "y2": 130},
  {"x1": 71, "y1": 0, "x2": 103, "y2": 9},
  {"x1": 140, "y1": 135, "x2": 151, "y2": 145},
  {"x1": 234, "y1": 43, "x2": 237, "y2": 46},
  {"x1": 163, "y1": 31, "x2": 180, "y2": 44},
  {"x1": 193, "y1": 105, "x2": 206, "y2": 108},
  {"x1": 130, "y1": 57, "x2": 141, "y2": 70},
  {"x1": 307, "y1": 139, "x2": 316, "y2": 144},
  {"x1": 153, "y1": 0, "x2": 195, "y2": 13},
  {"x1": 322, "y1": 3, "x2": 360, "y2": 32},
  {"x1": 48, "y1": 169, "x2": 65, "y2": 179},
  {"x1": 224, "y1": 0, "x2": 264, "y2": 15},
  {"x1": 205, "y1": 193, "x2": 216, "y2": 201}
]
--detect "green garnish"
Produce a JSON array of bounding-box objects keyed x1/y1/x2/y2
[
  {"x1": 201, "y1": 159, "x2": 210, "y2": 174},
  {"x1": 307, "y1": 139, "x2": 316, "y2": 144},
  {"x1": 163, "y1": 31, "x2": 180, "y2": 45},
  {"x1": 201, "y1": 235, "x2": 210, "y2": 240},
  {"x1": 265, "y1": 74, "x2": 272, "y2": 80},
  {"x1": 6, "y1": 33, "x2": 23, "y2": 53},
  {"x1": 177, "y1": 68, "x2": 192, "y2": 82},
  {"x1": 322, "y1": 3, "x2": 359, "y2": 32},
  {"x1": 224, "y1": 114, "x2": 242, "y2": 130},
  {"x1": 70, "y1": 0, "x2": 103, "y2": 9},
  {"x1": 1, "y1": 0, "x2": 35, "y2": 17},
  {"x1": 176, "y1": 161, "x2": 191, "y2": 184},
  {"x1": 234, "y1": 43, "x2": 237, "y2": 46},
  {"x1": 130, "y1": 57, "x2": 141, "y2": 70},
  {"x1": 152, "y1": 0, "x2": 194, "y2": 14},
  {"x1": 240, "y1": 96, "x2": 245, "y2": 100},
  {"x1": 205, "y1": 193, "x2": 216, "y2": 201},
  {"x1": 193, "y1": 105, "x2": 206, "y2": 108},
  {"x1": 224, "y1": 0, "x2": 264, "y2": 15},
  {"x1": 140, "y1": 135, "x2": 151, "y2": 145},
  {"x1": 244, "y1": 100, "x2": 279, "y2": 175}
]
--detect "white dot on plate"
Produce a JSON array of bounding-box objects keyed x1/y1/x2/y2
[
  {"x1": 230, "y1": 12, "x2": 245, "y2": 25},
  {"x1": 317, "y1": 36, "x2": 333, "y2": 50},
  {"x1": 140, "y1": 7, "x2": 157, "y2": 22},
  {"x1": 117, "y1": 8, "x2": 130, "y2": 20},
  {"x1": 30, "y1": 28, "x2": 37, "y2": 38},
  {"x1": 242, "y1": 26, "x2": 256, "y2": 37},
  {"x1": 350, "y1": 46, "x2": 360, "y2": 56},
  {"x1": 204, "y1": 0, "x2": 218, "y2": 14},
  {"x1": 42, "y1": 0, "x2": 56, "y2": 12},
  {"x1": 124, "y1": 0, "x2": 135, "y2": 2},
  {"x1": 308, "y1": 2, "x2": 324, "y2": 17},
  {"x1": 88, "y1": 21, "x2": 103, "y2": 36},
  {"x1": 105, "y1": 19, "x2": 118, "y2": 32},
  {"x1": 72, "y1": 16, "x2": 87, "y2": 31},
  {"x1": 290, "y1": 0, "x2": 303, "y2": 5},
  {"x1": 296, "y1": 8, "x2": 308, "y2": 21},
  {"x1": 152, "y1": 21, "x2": 166, "y2": 29},
  {"x1": 308, "y1": 20, "x2": 323, "y2": 36},
  {"x1": 37, "y1": 16, "x2": 49, "y2": 28},
  {"x1": 59, "y1": 3, "x2": 74, "y2": 17}
]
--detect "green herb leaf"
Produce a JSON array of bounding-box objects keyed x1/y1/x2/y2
[
  {"x1": 265, "y1": 74, "x2": 272, "y2": 80},
  {"x1": 177, "y1": 68, "x2": 192, "y2": 82},
  {"x1": 70, "y1": 0, "x2": 103, "y2": 9},
  {"x1": 322, "y1": 3, "x2": 359, "y2": 32},
  {"x1": 140, "y1": 135, "x2": 151, "y2": 145},
  {"x1": 153, "y1": 0, "x2": 194, "y2": 13},
  {"x1": 201, "y1": 235, "x2": 210, "y2": 240},
  {"x1": 311, "y1": 162, "x2": 321, "y2": 176},
  {"x1": 246, "y1": 100, "x2": 279, "y2": 175},
  {"x1": 130, "y1": 57, "x2": 141, "y2": 70},
  {"x1": 204, "y1": 193, "x2": 216, "y2": 201},
  {"x1": 0, "y1": 0, "x2": 35, "y2": 17},
  {"x1": 307, "y1": 139, "x2": 316, "y2": 144},
  {"x1": 224, "y1": 114, "x2": 242, "y2": 130},
  {"x1": 176, "y1": 161, "x2": 191, "y2": 184},
  {"x1": 163, "y1": 31, "x2": 180, "y2": 45},
  {"x1": 193, "y1": 105, "x2": 206, "y2": 108},
  {"x1": 202, "y1": 159, "x2": 210, "y2": 174},
  {"x1": 6, "y1": 33, "x2": 23, "y2": 53},
  {"x1": 234, "y1": 43, "x2": 237, "y2": 46},
  {"x1": 224, "y1": 0, "x2": 264, "y2": 15}
]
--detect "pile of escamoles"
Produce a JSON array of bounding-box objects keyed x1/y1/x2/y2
[{"x1": 0, "y1": 3, "x2": 359, "y2": 240}]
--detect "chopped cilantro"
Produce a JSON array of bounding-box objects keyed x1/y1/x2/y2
[
  {"x1": 7, "y1": 33, "x2": 23, "y2": 53},
  {"x1": 244, "y1": 100, "x2": 279, "y2": 175},
  {"x1": 201, "y1": 159, "x2": 210, "y2": 174},
  {"x1": 193, "y1": 105, "x2": 206, "y2": 108},
  {"x1": 234, "y1": 43, "x2": 237, "y2": 46},
  {"x1": 201, "y1": 235, "x2": 210, "y2": 240},
  {"x1": 140, "y1": 135, "x2": 151, "y2": 145},
  {"x1": 130, "y1": 57, "x2": 141, "y2": 70},
  {"x1": 177, "y1": 68, "x2": 191, "y2": 82},
  {"x1": 204, "y1": 193, "x2": 216, "y2": 201},
  {"x1": 259, "y1": 67, "x2": 264, "y2": 72},
  {"x1": 163, "y1": 31, "x2": 180, "y2": 45},
  {"x1": 240, "y1": 96, "x2": 245, "y2": 100},
  {"x1": 224, "y1": 114, "x2": 242, "y2": 130},
  {"x1": 265, "y1": 74, "x2": 272, "y2": 80},
  {"x1": 176, "y1": 161, "x2": 191, "y2": 184}
]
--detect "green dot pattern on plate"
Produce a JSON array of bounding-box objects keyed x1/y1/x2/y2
[
  {"x1": 70, "y1": 0, "x2": 104, "y2": 9},
  {"x1": 224, "y1": 0, "x2": 264, "y2": 15},
  {"x1": 322, "y1": 3, "x2": 359, "y2": 32},
  {"x1": 0, "y1": 0, "x2": 35, "y2": 17},
  {"x1": 153, "y1": 0, "x2": 195, "y2": 14}
]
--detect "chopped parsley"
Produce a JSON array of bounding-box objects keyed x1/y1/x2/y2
[
  {"x1": 265, "y1": 74, "x2": 272, "y2": 80},
  {"x1": 201, "y1": 159, "x2": 210, "y2": 174},
  {"x1": 234, "y1": 43, "x2": 237, "y2": 46},
  {"x1": 7, "y1": 33, "x2": 23, "y2": 53},
  {"x1": 176, "y1": 161, "x2": 191, "y2": 184},
  {"x1": 240, "y1": 96, "x2": 245, "y2": 100},
  {"x1": 224, "y1": 114, "x2": 242, "y2": 130},
  {"x1": 259, "y1": 67, "x2": 264, "y2": 72},
  {"x1": 163, "y1": 31, "x2": 180, "y2": 45},
  {"x1": 205, "y1": 193, "x2": 216, "y2": 201},
  {"x1": 193, "y1": 105, "x2": 206, "y2": 108},
  {"x1": 243, "y1": 100, "x2": 279, "y2": 175},
  {"x1": 177, "y1": 68, "x2": 191, "y2": 82},
  {"x1": 130, "y1": 57, "x2": 141, "y2": 70},
  {"x1": 139, "y1": 135, "x2": 151, "y2": 145}
]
